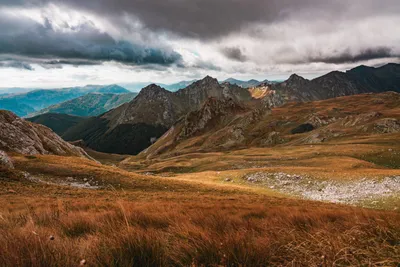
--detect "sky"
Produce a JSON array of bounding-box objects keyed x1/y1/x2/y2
[{"x1": 0, "y1": 0, "x2": 399, "y2": 88}]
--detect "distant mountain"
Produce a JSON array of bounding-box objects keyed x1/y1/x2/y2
[
  {"x1": 161, "y1": 80, "x2": 197, "y2": 91},
  {"x1": 27, "y1": 113, "x2": 86, "y2": 136},
  {"x1": 120, "y1": 80, "x2": 197, "y2": 92},
  {"x1": 268, "y1": 63, "x2": 400, "y2": 103},
  {"x1": 0, "y1": 110, "x2": 90, "y2": 158},
  {"x1": 30, "y1": 92, "x2": 137, "y2": 117},
  {"x1": 0, "y1": 99, "x2": 35, "y2": 117},
  {"x1": 62, "y1": 76, "x2": 252, "y2": 155},
  {"x1": 0, "y1": 87, "x2": 33, "y2": 96},
  {"x1": 0, "y1": 84, "x2": 130, "y2": 117},
  {"x1": 91, "y1": 84, "x2": 130, "y2": 94},
  {"x1": 223, "y1": 78, "x2": 272, "y2": 88}
]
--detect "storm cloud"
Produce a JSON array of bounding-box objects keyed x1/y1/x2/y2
[
  {"x1": 0, "y1": 0, "x2": 399, "y2": 87},
  {"x1": 308, "y1": 47, "x2": 398, "y2": 64},
  {"x1": 0, "y1": 10, "x2": 182, "y2": 67},
  {"x1": 0, "y1": 60, "x2": 34, "y2": 70},
  {"x1": 4, "y1": 0, "x2": 400, "y2": 39},
  {"x1": 221, "y1": 47, "x2": 247, "y2": 62}
]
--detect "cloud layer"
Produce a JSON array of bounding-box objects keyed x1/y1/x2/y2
[
  {"x1": 0, "y1": 8, "x2": 181, "y2": 68},
  {"x1": 0, "y1": 0, "x2": 399, "y2": 87}
]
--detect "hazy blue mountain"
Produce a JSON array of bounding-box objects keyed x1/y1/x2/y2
[
  {"x1": 0, "y1": 84, "x2": 130, "y2": 117},
  {"x1": 30, "y1": 92, "x2": 137, "y2": 117},
  {"x1": 119, "y1": 80, "x2": 197, "y2": 92},
  {"x1": 161, "y1": 80, "x2": 197, "y2": 91},
  {"x1": 0, "y1": 87, "x2": 33, "y2": 96},
  {"x1": 0, "y1": 98, "x2": 35, "y2": 117}
]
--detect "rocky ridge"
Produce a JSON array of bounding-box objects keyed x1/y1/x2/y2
[{"x1": 0, "y1": 110, "x2": 91, "y2": 158}]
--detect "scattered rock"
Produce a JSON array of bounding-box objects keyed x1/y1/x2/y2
[
  {"x1": 0, "y1": 150, "x2": 14, "y2": 169},
  {"x1": 244, "y1": 172, "x2": 400, "y2": 205},
  {"x1": 224, "y1": 178, "x2": 232, "y2": 182}
]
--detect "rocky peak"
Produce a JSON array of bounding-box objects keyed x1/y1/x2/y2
[
  {"x1": 138, "y1": 84, "x2": 169, "y2": 97},
  {"x1": 185, "y1": 76, "x2": 220, "y2": 90},
  {"x1": 287, "y1": 74, "x2": 307, "y2": 83}
]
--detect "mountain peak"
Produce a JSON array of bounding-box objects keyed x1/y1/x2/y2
[
  {"x1": 199, "y1": 75, "x2": 219, "y2": 85},
  {"x1": 288, "y1": 73, "x2": 306, "y2": 81},
  {"x1": 140, "y1": 84, "x2": 168, "y2": 94}
]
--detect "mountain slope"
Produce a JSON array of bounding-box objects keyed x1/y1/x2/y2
[
  {"x1": 27, "y1": 113, "x2": 86, "y2": 136},
  {"x1": 0, "y1": 110, "x2": 90, "y2": 158},
  {"x1": 30, "y1": 92, "x2": 137, "y2": 117},
  {"x1": 63, "y1": 76, "x2": 253, "y2": 155},
  {"x1": 140, "y1": 92, "x2": 400, "y2": 158}
]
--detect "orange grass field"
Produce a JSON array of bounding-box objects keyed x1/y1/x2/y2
[{"x1": 0, "y1": 153, "x2": 399, "y2": 266}]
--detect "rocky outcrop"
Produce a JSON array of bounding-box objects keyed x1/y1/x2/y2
[
  {"x1": 179, "y1": 98, "x2": 247, "y2": 140},
  {"x1": 0, "y1": 110, "x2": 91, "y2": 158},
  {"x1": 0, "y1": 150, "x2": 13, "y2": 169}
]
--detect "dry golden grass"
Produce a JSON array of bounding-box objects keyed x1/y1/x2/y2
[{"x1": 1, "y1": 154, "x2": 399, "y2": 266}]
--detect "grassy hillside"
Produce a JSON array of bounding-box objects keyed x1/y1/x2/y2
[
  {"x1": 140, "y1": 92, "x2": 400, "y2": 159},
  {"x1": 0, "y1": 154, "x2": 399, "y2": 266},
  {"x1": 62, "y1": 117, "x2": 168, "y2": 155}
]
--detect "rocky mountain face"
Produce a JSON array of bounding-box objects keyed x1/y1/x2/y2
[
  {"x1": 140, "y1": 92, "x2": 400, "y2": 158},
  {"x1": 178, "y1": 97, "x2": 248, "y2": 139},
  {"x1": 0, "y1": 110, "x2": 91, "y2": 158},
  {"x1": 0, "y1": 84, "x2": 131, "y2": 117},
  {"x1": 62, "y1": 76, "x2": 253, "y2": 155},
  {"x1": 139, "y1": 97, "x2": 270, "y2": 158},
  {"x1": 30, "y1": 92, "x2": 137, "y2": 117}
]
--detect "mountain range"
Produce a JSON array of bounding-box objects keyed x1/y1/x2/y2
[
  {"x1": 29, "y1": 92, "x2": 137, "y2": 117},
  {"x1": 0, "y1": 84, "x2": 129, "y2": 117},
  {"x1": 17, "y1": 63, "x2": 400, "y2": 156},
  {"x1": 61, "y1": 77, "x2": 253, "y2": 154}
]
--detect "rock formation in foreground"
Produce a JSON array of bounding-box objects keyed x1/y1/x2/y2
[{"x1": 0, "y1": 110, "x2": 91, "y2": 158}]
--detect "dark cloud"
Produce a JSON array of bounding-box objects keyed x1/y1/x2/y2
[
  {"x1": 309, "y1": 47, "x2": 398, "y2": 64},
  {"x1": 0, "y1": 60, "x2": 34, "y2": 70},
  {"x1": 0, "y1": 12, "x2": 182, "y2": 67},
  {"x1": 221, "y1": 47, "x2": 247, "y2": 62},
  {"x1": 4, "y1": 0, "x2": 399, "y2": 39}
]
